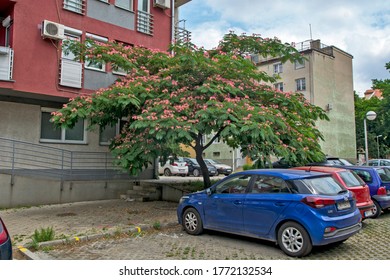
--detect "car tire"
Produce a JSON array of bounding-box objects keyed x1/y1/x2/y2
[
  {"x1": 193, "y1": 169, "x2": 200, "y2": 177},
  {"x1": 182, "y1": 208, "x2": 203, "y2": 235},
  {"x1": 215, "y1": 171, "x2": 219, "y2": 176},
  {"x1": 277, "y1": 222, "x2": 312, "y2": 257},
  {"x1": 164, "y1": 168, "x2": 172, "y2": 176},
  {"x1": 371, "y1": 200, "x2": 382, "y2": 219}
]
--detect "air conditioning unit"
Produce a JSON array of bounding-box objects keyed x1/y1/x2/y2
[
  {"x1": 154, "y1": 0, "x2": 171, "y2": 9},
  {"x1": 41, "y1": 20, "x2": 65, "y2": 40}
]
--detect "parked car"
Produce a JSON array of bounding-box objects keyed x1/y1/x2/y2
[
  {"x1": 158, "y1": 157, "x2": 188, "y2": 176},
  {"x1": 271, "y1": 156, "x2": 353, "y2": 169},
  {"x1": 364, "y1": 159, "x2": 390, "y2": 167},
  {"x1": 340, "y1": 165, "x2": 390, "y2": 218},
  {"x1": 177, "y1": 169, "x2": 362, "y2": 257},
  {"x1": 292, "y1": 166, "x2": 375, "y2": 219},
  {"x1": 204, "y1": 159, "x2": 232, "y2": 176},
  {"x1": 0, "y1": 217, "x2": 12, "y2": 260},
  {"x1": 182, "y1": 158, "x2": 218, "y2": 177}
]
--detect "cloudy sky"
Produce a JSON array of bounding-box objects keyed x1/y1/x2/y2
[{"x1": 180, "y1": 0, "x2": 390, "y2": 96}]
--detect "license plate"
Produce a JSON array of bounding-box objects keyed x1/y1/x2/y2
[
  {"x1": 337, "y1": 201, "x2": 351, "y2": 210},
  {"x1": 364, "y1": 210, "x2": 374, "y2": 217},
  {"x1": 179, "y1": 169, "x2": 185, "y2": 172}
]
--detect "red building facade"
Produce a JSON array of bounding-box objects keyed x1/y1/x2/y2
[{"x1": 0, "y1": 0, "x2": 190, "y2": 151}]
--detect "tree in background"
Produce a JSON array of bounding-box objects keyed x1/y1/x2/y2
[
  {"x1": 52, "y1": 32, "x2": 329, "y2": 188},
  {"x1": 356, "y1": 62, "x2": 390, "y2": 159}
]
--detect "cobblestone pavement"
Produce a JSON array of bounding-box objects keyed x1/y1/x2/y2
[{"x1": 13, "y1": 207, "x2": 390, "y2": 260}]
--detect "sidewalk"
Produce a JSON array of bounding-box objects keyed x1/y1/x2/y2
[{"x1": 0, "y1": 199, "x2": 178, "y2": 250}]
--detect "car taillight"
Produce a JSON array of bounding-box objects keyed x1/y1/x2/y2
[
  {"x1": 0, "y1": 220, "x2": 9, "y2": 244},
  {"x1": 171, "y1": 163, "x2": 178, "y2": 166},
  {"x1": 377, "y1": 187, "x2": 387, "y2": 196},
  {"x1": 301, "y1": 196, "x2": 336, "y2": 208}
]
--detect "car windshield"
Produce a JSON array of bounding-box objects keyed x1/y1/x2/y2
[
  {"x1": 292, "y1": 176, "x2": 345, "y2": 195},
  {"x1": 338, "y1": 171, "x2": 364, "y2": 187}
]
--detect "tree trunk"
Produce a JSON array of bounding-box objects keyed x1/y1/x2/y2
[{"x1": 194, "y1": 136, "x2": 211, "y2": 189}]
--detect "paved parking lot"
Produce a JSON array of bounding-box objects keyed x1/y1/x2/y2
[{"x1": 30, "y1": 212, "x2": 390, "y2": 260}]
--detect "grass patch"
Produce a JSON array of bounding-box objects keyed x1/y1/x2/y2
[{"x1": 153, "y1": 221, "x2": 161, "y2": 230}]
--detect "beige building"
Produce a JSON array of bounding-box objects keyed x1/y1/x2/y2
[{"x1": 255, "y1": 39, "x2": 356, "y2": 161}]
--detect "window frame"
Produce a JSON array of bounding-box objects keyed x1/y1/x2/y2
[
  {"x1": 40, "y1": 108, "x2": 87, "y2": 144},
  {"x1": 84, "y1": 33, "x2": 108, "y2": 72},
  {"x1": 115, "y1": 0, "x2": 134, "y2": 11},
  {"x1": 274, "y1": 82, "x2": 284, "y2": 92},
  {"x1": 273, "y1": 62, "x2": 283, "y2": 74},
  {"x1": 296, "y1": 78, "x2": 306, "y2": 91},
  {"x1": 295, "y1": 60, "x2": 305, "y2": 70}
]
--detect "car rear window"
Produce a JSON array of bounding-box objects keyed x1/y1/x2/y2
[
  {"x1": 290, "y1": 176, "x2": 345, "y2": 195},
  {"x1": 338, "y1": 171, "x2": 364, "y2": 187},
  {"x1": 376, "y1": 168, "x2": 390, "y2": 182}
]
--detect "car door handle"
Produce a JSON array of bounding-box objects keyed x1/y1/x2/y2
[
  {"x1": 233, "y1": 200, "x2": 242, "y2": 205},
  {"x1": 274, "y1": 202, "x2": 286, "y2": 207}
]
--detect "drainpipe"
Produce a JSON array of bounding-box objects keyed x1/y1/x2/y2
[{"x1": 171, "y1": 0, "x2": 175, "y2": 46}]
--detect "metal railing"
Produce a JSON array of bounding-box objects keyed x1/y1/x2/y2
[
  {"x1": 0, "y1": 137, "x2": 133, "y2": 183},
  {"x1": 137, "y1": 10, "x2": 154, "y2": 36}
]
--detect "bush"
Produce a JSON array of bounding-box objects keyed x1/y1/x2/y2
[{"x1": 242, "y1": 164, "x2": 253, "y2": 170}]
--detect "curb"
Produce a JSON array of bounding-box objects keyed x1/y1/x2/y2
[{"x1": 17, "y1": 221, "x2": 179, "y2": 260}]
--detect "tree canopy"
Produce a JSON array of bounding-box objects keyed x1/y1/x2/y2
[
  {"x1": 355, "y1": 61, "x2": 390, "y2": 159},
  {"x1": 52, "y1": 32, "x2": 329, "y2": 187}
]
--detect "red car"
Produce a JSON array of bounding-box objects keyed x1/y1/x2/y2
[{"x1": 292, "y1": 166, "x2": 375, "y2": 219}]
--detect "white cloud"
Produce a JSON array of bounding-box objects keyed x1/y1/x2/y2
[{"x1": 181, "y1": 0, "x2": 390, "y2": 95}]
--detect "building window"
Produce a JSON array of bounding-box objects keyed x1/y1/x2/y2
[
  {"x1": 85, "y1": 33, "x2": 108, "y2": 72},
  {"x1": 273, "y1": 63, "x2": 283, "y2": 74},
  {"x1": 116, "y1": 0, "x2": 133, "y2": 11},
  {"x1": 295, "y1": 60, "x2": 305, "y2": 70},
  {"x1": 296, "y1": 78, "x2": 306, "y2": 91},
  {"x1": 100, "y1": 120, "x2": 128, "y2": 145},
  {"x1": 213, "y1": 152, "x2": 221, "y2": 157},
  {"x1": 63, "y1": 0, "x2": 85, "y2": 14},
  {"x1": 137, "y1": 0, "x2": 153, "y2": 35},
  {"x1": 40, "y1": 109, "x2": 86, "y2": 143},
  {"x1": 274, "y1": 82, "x2": 283, "y2": 92},
  {"x1": 60, "y1": 30, "x2": 83, "y2": 88}
]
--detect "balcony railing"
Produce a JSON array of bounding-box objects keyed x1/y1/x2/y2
[
  {"x1": 175, "y1": 26, "x2": 191, "y2": 43},
  {"x1": 0, "y1": 46, "x2": 13, "y2": 81},
  {"x1": 137, "y1": 10, "x2": 154, "y2": 36},
  {"x1": 63, "y1": 0, "x2": 86, "y2": 15}
]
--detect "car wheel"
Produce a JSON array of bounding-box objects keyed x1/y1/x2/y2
[
  {"x1": 215, "y1": 171, "x2": 219, "y2": 176},
  {"x1": 164, "y1": 168, "x2": 172, "y2": 176},
  {"x1": 182, "y1": 208, "x2": 203, "y2": 235},
  {"x1": 371, "y1": 200, "x2": 382, "y2": 219},
  {"x1": 277, "y1": 222, "x2": 312, "y2": 257},
  {"x1": 193, "y1": 169, "x2": 200, "y2": 177}
]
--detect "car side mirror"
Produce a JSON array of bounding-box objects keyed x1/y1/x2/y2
[{"x1": 206, "y1": 188, "x2": 213, "y2": 196}]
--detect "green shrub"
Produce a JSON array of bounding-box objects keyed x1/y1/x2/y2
[
  {"x1": 242, "y1": 164, "x2": 253, "y2": 170},
  {"x1": 31, "y1": 227, "x2": 55, "y2": 243}
]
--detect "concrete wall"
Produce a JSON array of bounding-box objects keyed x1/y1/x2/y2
[{"x1": 0, "y1": 173, "x2": 132, "y2": 208}]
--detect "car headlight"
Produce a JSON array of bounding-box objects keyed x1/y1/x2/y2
[{"x1": 179, "y1": 195, "x2": 190, "y2": 205}]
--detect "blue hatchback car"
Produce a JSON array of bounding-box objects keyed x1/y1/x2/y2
[
  {"x1": 0, "y1": 217, "x2": 12, "y2": 260},
  {"x1": 340, "y1": 165, "x2": 390, "y2": 218},
  {"x1": 177, "y1": 169, "x2": 362, "y2": 257}
]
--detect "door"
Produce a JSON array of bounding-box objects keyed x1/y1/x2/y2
[
  {"x1": 243, "y1": 175, "x2": 291, "y2": 237},
  {"x1": 203, "y1": 174, "x2": 253, "y2": 233}
]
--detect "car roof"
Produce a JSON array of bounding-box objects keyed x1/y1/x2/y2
[
  {"x1": 234, "y1": 169, "x2": 328, "y2": 180},
  {"x1": 340, "y1": 165, "x2": 375, "y2": 171},
  {"x1": 292, "y1": 166, "x2": 347, "y2": 173}
]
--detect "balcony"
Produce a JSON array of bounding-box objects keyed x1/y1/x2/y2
[
  {"x1": 0, "y1": 46, "x2": 13, "y2": 81},
  {"x1": 137, "y1": 10, "x2": 154, "y2": 36},
  {"x1": 175, "y1": 20, "x2": 191, "y2": 43}
]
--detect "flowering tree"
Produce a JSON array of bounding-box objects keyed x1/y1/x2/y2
[{"x1": 52, "y1": 32, "x2": 328, "y2": 188}]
